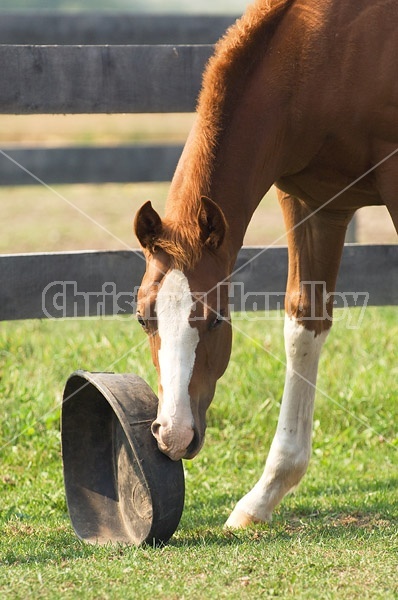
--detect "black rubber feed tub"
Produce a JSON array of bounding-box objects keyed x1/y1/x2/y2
[{"x1": 61, "y1": 371, "x2": 185, "y2": 546}]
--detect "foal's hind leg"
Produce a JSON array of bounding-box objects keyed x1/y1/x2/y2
[{"x1": 225, "y1": 194, "x2": 353, "y2": 528}]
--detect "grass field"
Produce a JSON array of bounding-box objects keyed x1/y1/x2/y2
[{"x1": 0, "y1": 308, "x2": 397, "y2": 599}]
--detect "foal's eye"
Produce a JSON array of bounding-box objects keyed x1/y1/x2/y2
[
  {"x1": 209, "y1": 311, "x2": 225, "y2": 330},
  {"x1": 137, "y1": 313, "x2": 146, "y2": 329}
]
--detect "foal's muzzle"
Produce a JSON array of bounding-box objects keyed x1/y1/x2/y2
[{"x1": 151, "y1": 420, "x2": 203, "y2": 461}]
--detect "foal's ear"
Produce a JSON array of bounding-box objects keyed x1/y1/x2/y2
[
  {"x1": 198, "y1": 197, "x2": 227, "y2": 250},
  {"x1": 134, "y1": 201, "x2": 163, "y2": 251}
]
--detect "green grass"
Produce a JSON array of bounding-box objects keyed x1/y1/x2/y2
[{"x1": 0, "y1": 307, "x2": 397, "y2": 599}]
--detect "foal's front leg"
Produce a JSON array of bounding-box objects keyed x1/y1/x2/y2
[
  {"x1": 225, "y1": 191, "x2": 350, "y2": 528},
  {"x1": 225, "y1": 315, "x2": 328, "y2": 527}
]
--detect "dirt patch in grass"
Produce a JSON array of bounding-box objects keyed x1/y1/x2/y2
[
  {"x1": 327, "y1": 512, "x2": 393, "y2": 530},
  {"x1": 283, "y1": 511, "x2": 394, "y2": 535}
]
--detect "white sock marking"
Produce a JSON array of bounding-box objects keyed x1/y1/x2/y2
[{"x1": 226, "y1": 315, "x2": 329, "y2": 525}]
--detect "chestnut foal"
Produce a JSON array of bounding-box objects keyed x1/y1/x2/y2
[{"x1": 134, "y1": 0, "x2": 398, "y2": 527}]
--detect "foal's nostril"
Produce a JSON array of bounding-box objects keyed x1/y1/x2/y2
[
  {"x1": 185, "y1": 428, "x2": 203, "y2": 459},
  {"x1": 151, "y1": 421, "x2": 161, "y2": 439}
]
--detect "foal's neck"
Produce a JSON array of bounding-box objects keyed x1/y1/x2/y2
[
  {"x1": 165, "y1": 2, "x2": 297, "y2": 263},
  {"x1": 166, "y1": 101, "x2": 285, "y2": 263}
]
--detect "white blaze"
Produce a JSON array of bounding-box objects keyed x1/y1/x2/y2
[{"x1": 155, "y1": 270, "x2": 199, "y2": 451}]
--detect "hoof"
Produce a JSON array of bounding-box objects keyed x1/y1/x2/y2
[{"x1": 224, "y1": 508, "x2": 260, "y2": 529}]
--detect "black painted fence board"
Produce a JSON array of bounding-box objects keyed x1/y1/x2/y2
[
  {"x1": 0, "y1": 13, "x2": 237, "y2": 45},
  {"x1": 0, "y1": 250, "x2": 145, "y2": 321},
  {"x1": 0, "y1": 245, "x2": 396, "y2": 321},
  {"x1": 0, "y1": 45, "x2": 213, "y2": 114},
  {"x1": 0, "y1": 145, "x2": 183, "y2": 185}
]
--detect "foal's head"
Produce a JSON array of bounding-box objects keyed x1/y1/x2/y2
[{"x1": 134, "y1": 197, "x2": 233, "y2": 460}]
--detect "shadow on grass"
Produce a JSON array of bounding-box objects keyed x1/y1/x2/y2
[
  {"x1": 0, "y1": 530, "x2": 98, "y2": 566},
  {"x1": 1, "y1": 477, "x2": 396, "y2": 564},
  {"x1": 171, "y1": 507, "x2": 397, "y2": 549},
  {"x1": 173, "y1": 475, "x2": 397, "y2": 546}
]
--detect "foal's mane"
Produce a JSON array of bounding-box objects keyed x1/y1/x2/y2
[
  {"x1": 159, "y1": 0, "x2": 294, "y2": 270},
  {"x1": 197, "y1": 0, "x2": 294, "y2": 160}
]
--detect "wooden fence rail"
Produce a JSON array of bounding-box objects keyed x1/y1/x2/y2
[
  {"x1": 0, "y1": 13, "x2": 236, "y2": 45},
  {"x1": 0, "y1": 44, "x2": 213, "y2": 114},
  {"x1": 0, "y1": 245, "x2": 396, "y2": 322},
  {"x1": 0, "y1": 144, "x2": 183, "y2": 185},
  {"x1": 0, "y1": 13, "x2": 225, "y2": 184},
  {"x1": 0, "y1": 13, "x2": 396, "y2": 319}
]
